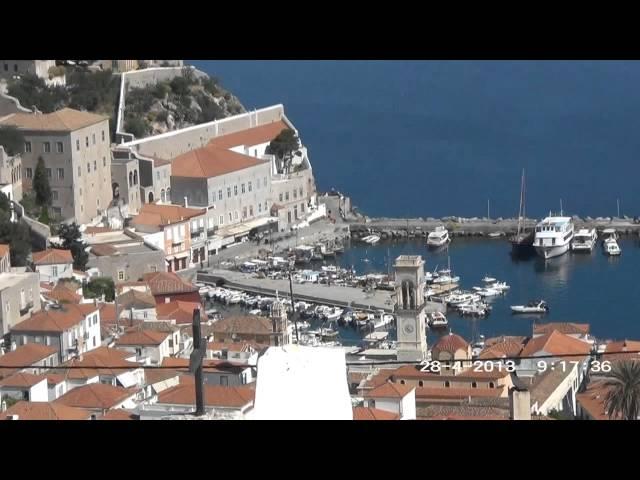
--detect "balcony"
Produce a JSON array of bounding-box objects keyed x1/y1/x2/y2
[
  {"x1": 19, "y1": 302, "x2": 34, "y2": 316},
  {"x1": 207, "y1": 228, "x2": 217, "y2": 237},
  {"x1": 191, "y1": 228, "x2": 204, "y2": 239}
]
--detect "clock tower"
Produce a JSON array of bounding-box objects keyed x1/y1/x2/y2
[{"x1": 394, "y1": 255, "x2": 428, "y2": 362}]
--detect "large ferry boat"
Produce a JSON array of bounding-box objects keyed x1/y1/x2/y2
[{"x1": 534, "y1": 216, "x2": 574, "y2": 259}]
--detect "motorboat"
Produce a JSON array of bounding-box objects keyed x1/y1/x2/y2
[
  {"x1": 432, "y1": 273, "x2": 460, "y2": 285},
  {"x1": 445, "y1": 292, "x2": 481, "y2": 307},
  {"x1": 604, "y1": 238, "x2": 621, "y2": 256},
  {"x1": 428, "y1": 312, "x2": 448, "y2": 329},
  {"x1": 511, "y1": 300, "x2": 549, "y2": 314},
  {"x1": 482, "y1": 275, "x2": 497, "y2": 284},
  {"x1": 361, "y1": 234, "x2": 381, "y2": 245},
  {"x1": 534, "y1": 216, "x2": 574, "y2": 259},
  {"x1": 427, "y1": 226, "x2": 451, "y2": 248},
  {"x1": 491, "y1": 281, "x2": 510, "y2": 291},
  {"x1": 572, "y1": 228, "x2": 598, "y2": 252},
  {"x1": 459, "y1": 303, "x2": 490, "y2": 317},
  {"x1": 476, "y1": 287, "x2": 501, "y2": 298}
]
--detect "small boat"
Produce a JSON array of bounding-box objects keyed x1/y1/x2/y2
[
  {"x1": 460, "y1": 304, "x2": 489, "y2": 317},
  {"x1": 602, "y1": 229, "x2": 621, "y2": 256},
  {"x1": 491, "y1": 281, "x2": 510, "y2": 291},
  {"x1": 428, "y1": 312, "x2": 448, "y2": 329},
  {"x1": 476, "y1": 287, "x2": 501, "y2": 298},
  {"x1": 482, "y1": 275, "x2": 497, "y2": 284},
  {"x1": 511, "y1": 300, "x2": 549, "y2": 314},
  {"x1": 361, "y1": 234, "x2": 381, "y2": 245},
  {"x1": 488, "y1": 232, "x2": 504, "y2": 238},
  {"x1": 572, "y1": 228, "x2": 598, "y2": 252},
  {"x1": 427, "y1": 226, "x2": 451, "y2": 248}
]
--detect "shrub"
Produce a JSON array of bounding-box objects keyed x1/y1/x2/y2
[
  {"x1": 156, "y1": 110, "x2": 168, "y2": 123},
  {"x1": 0, "y1": 126, "x2": 25, "y2": 156},
  {"x1": 170, "y1": 76, "x2": 190, "y2": 96},
  {"x1": 84, "y1": 277, "x2": 115, "y2": 302},
  {"x1": 125, "y1": 116, "x2": 150, "y2": 138}
]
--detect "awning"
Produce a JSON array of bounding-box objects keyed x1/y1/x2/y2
[
  {"x1": 216, "y1": 217, "x2": 278, "y2": 239},
  {"x1": 173, "y1": 252, "x2": 189, "y2": 260}
]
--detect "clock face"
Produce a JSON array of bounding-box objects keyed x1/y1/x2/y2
[{"x1": 403, "y1": 322, "x2": 415, "y2": 335}]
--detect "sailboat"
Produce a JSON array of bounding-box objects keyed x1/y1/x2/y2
[{"x1": 509, "y1": 169, "x2": 535, "y2": 256}]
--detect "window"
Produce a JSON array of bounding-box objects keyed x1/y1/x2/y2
[
  {"x1": 25, "y1": 168, "x2": 33, "y2": 179},
  {"x1": 234, "y1": 185, "x2": 238, "y2": 196},
  {"x1": 285, "y1": 192, "x2": 290, "y2": 201},
  {"x1": 419, "y1": 380, "x2": 424, "y2": 387},
  {"x1": 76, "y1": 139, "x2": 80, "y2": 151},
  {"x1": 25, "y1": 141, "x2": 31, "y2": 153},
  {"x1": 249, "y1": 181, "x2": 253, "y2": 192},
  {"x1": 218, "y1": 189, "x2": 222, "y2": 201},
  {"x1": 299, "y1": 187, "x2": 303, "y2": 197},
  {"x1": 93, "y1": 160, "x2": 97, "y2": 171},
  {"x1": 227, "y1": 187, "x2": 231, "y2": 198},
  {"x1": 103, "y1": 156, "x2": 106, "y2": 167},
  {"x1": 472, "y1": 382, "x2": 477, "y2": 388},
  {"x1": 92, "y1": 133, "x2": 96, "y2": 145},
  {"x1": 241, "y1": 184, "x2": 245, "y2": 194},
  {"x1": 52, "y1": 207, "x2": 62, "y2": 217},
  {"x1": 293, "y1": 189, "x2": 297, "y2": 199},
  {"x1": 2, "y1": 63, "x2": 6, "y2": 72},
  {"x1": 77, "y1": 166, "x2": 81, "y2": 177},
  {"x1": 156, "y1": 171, "x2": 160, "y2": 181},
  {"x1": 57, "y1": 168, "x2": 64, "y2": 179},
  {"x1": 219, "y1": 215, "x2": 224, "y2": 225},
  {"x1": 79, "y1": 188, "x2": 82, "y2": 196},
  {"x1": 444, "y1": 381, "x2": 450, "y2": 388},
  {"x1": 149, "y1": 265, "x2": 157, "y2": 273},
  {"x1": 13, "y1": 64, "x2": 18, "y2": 73},
  {"x1": 52, "y1": 190, "x2": 58, "y2": 201},
  {"x1": 51, "y1": 266, "x2": 58, "y2": 278},
  {"x1": 44, "y1": 142, "x2": 51, "y2": 153},
  {"x1": 489, "y1": 382, "x2": 495, "y2": 389},
  {"x1": 279, "y1": 193, "x2": 283, "y2": 202},
  {"x1": 258, "y1": 203, "x2": 262, "y2": 213},
  {"x1": 87, "y1": 163, "x2": 90, "y2": 174},
  {"x1": 102, "y1": 130, "x2": 105, "y2": 142},
  {"x1": 228, "y1": 212, "x2": 232, "y2": 222},
  {"x1": 294, "y1": 205, "x2": 298, "y2": 219},
  {"x1": 301, "y1": 202, "x2": 305, "y2": 213},
  {"x1": 118, "y1": 270, "x2": 125, "y2": 281},
  {"x1": 85, "y1": 137, "x2": 89, "y2": 147},
  {"x1": 400, "y1": 380, "x2": 406, "y2": 385},
  {"x1": 249, "y1": 206, "x2": 253, "y2": 216},
  {"x1": 263, "y1": 177, "x2": 267, "y2": 187},
  {"x1": 234, "y1": 211, "x2": 238, "y2": 220},
  {"x1": 93, "y1": 337, "x2": 96, "y2": 347},
  {"x1": 265, "y1": 201, "x2": 268, "y2": 211},
  {"x1": 45, "y1": 337, "x2": 51, "y2": 346},
  {"x1": 242, "y1": 207, "x2": 247, "y2": 219},
  {"x1": 45, "y1": 168, "x2": 52, "y2": 179}
]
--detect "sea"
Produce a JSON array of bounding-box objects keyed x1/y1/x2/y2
[{"x1": 191, "y1": 60, "x2": 640, "y2": 342}]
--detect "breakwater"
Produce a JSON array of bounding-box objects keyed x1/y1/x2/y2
[{"x1": 348, "y1": 216, "x2": 640, "y2": 240}]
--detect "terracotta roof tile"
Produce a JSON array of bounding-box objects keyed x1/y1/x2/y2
[
  {"x1": 160, "y1": 357, "x2": 248, "y2": 374},
  {"x1": 364, "y1": 382, "x2": 414, "y2": 399},
  {"x1": 208, "y1": 121, "x2": 290, "y2": 149},
  {"x1": 1, "y1": 401, "x2": 91, "y2": 420},
  {"x1": 604, "y1": 339, "x2": 640, "y2": 361},
  {"x1": 115, "y1": 330, "x2": 170, "y2": 346},
  {"x1": 478, "y1": 340, "x2": 525, "y2": 359},
  {"x1": 533, "y1": 323, "x2": 590, "y2": 336},
  {"x1": 12, "y1": 303, "x2": 98, "y2": 333},
  {"x1": 416, "y1": 386, "x2": 506, "y2": 399},
  {"x1": 90, "y1": 244, "x2": 119, "y2": 257},
  {"x1": 117, "y1": 289, "x2": 157, "y2": 310},
  {"x1": 171, "y1": 145, "x2": 267, "y2": 179},
  {"x1": 432, "y1": 333, "x2": 470, "y2": 355},
  {"x1": 32, "y1": 248, "x2": 73, "y2": 265},
  {"x1": 0, "y1": 372, "x2": 47, "y2": 387},
  {"x1": 209, "y1": 315, "x2": 274, "y2": 336},
  {"x1": 576, "y1": 381, "x2": 618, "y2": 420},
  {"x1": 131, "y1": 204, "x2": 205, "y2": 228},
  {"x1": 98, "y1": 303, "x2": 117, "y2": 324},
  {"x1": 417, "y1": 405, "x2": 509, "y2": 420},
  {"x1": 46, "y1": 283, "x2": 82, "y2": 304},
  {"x1": 207, "y1": 341, "x2": 266, "y2": 353},
  {"x1": 143, "y1": 272, "x2": 198, "y2": 295},
  {"x1": 156, "y1": 300, "x2": 201, "y2": 324},
  {"x1": 391, "y1": 364, "x2": 509, "y2": 380},
  {"x1": 520, "y1": 330, "x2": 592, "y2": 357},
  {"x1": 0, "y1": 344, "x2": 58, "y2": 379},
  {"x1": 53, "y1": 347, "x2": 140, "y2": 379},
  {"x1": 55, "y1": 383, "x2": 138, "y2": 410},
  {"x1": 0, "y1": 108, "x2": 108, "y2": 132},
  {"x1": 353, "y1": 407, "x2": 399, "y2": 420},
  {"x1": 99, "y1": 409, "x2": 138, "y2": 420},
  {"x1": 157, "y1": 384, "x2": 255, "y2": 408}
]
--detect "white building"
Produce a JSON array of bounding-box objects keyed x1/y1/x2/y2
[
  {"x1": 0, "y1": 372, "x2": 49, "y2": 402},
  {"x1": 362, "y1": 382, "x2": 416, "y2": 420},
  {"x1": 115, "y1": 330, "x2": 173, "y2": 365},
  {"x1": 31, "y1": 249, "x2": 74, "y2": 284}
]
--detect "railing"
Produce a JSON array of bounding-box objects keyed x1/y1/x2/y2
[
  {"x1": 191, "y1": 229, "x2": 204, "y2": 239},
  {"x1": 19, "y1": 302, "x2": 34, "y2": 316},
  {"x1": 207, "y1": 228, "x2": 217, "y2": 237}
]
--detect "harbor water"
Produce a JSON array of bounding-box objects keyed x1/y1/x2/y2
[{"x1": 336, "y1": 237, "x2": 640, "y2": 343}]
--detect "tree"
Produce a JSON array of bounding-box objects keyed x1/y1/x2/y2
[
  {"x1": 33, "y1": 156, "x2": 52, "y2": 207},
  {"x1": 0, "y1": 126, "x2": 25, "y2": 156},
  {"x1": 604, "y1": 361, "x2": 640, "y2": 420},
  {"x1": 0, "y1": 196, "x2": 32, "y2": 266},
  {"x1": 83, "y1": 277, "x2": 115, "y2": 302},
  {"x1": 124, "y1": 117, "x2": 150, "y2": 139},
  {"x1": 266, "y1": 129, "x2": 300, "y2": 173},
  {"x1": 55, "y1": 222, "x2": 88, "y2": 270}
]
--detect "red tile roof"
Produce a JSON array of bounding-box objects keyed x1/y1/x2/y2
[
  {"x1": 143, "y1": 272, "x2": 198, "y2": 295},
  {"x1": 46, "y1": 283, "x2": 82, "y2": 304},
  {"x1": 156, "y1": 300, "x2": 201, "y2": 324},
  {"x1": 116, "y1": 330, "x2": 170, "y2": 346},
  {"x1": 0, "y1": 108, "x2": 108, "y2": 132},
  {"x1": 99, "y1": 409, "x2": 138, "y2": 420},
  {"x1": 353, "y1": 407, "x2": 399, "y2": 420},
  {"x1": 416, "y1": 386, "x2": 506, "y2": 399},
  {"x1": 0, "y1": 401, "x2": 91, "y2": 420},
  {"x1": 208, "y1": 120, "x2": 290, "y2": 149},
  {"x1": 207, "y1": 341, "x2": 267, "y2": 353},
  {"x1": 576, "y1": 381, "x2": 618, "y2": 420},
  {"x1": 131, "y1": 204, "x2": 205, "y2": 228},
  {"x1": 160, "y1": 357, "x2": 248, "y2": 374},
  {"x1": 55, "y1": 383, "x2": 138, "y2": 410},
  {"x1": 364, "y1": 382, "x2": 414, "y2": 399},
  {"x1": 32, "y1": 248, "x2": 73, "y2": 265},
  {"x1": 432, "y1": 333, "x2": 470, "y2": 355},
  {"x1": 0, "y1": 344, "x2": 58, "y2": 379},
  {"x1": 171, "y1": 145, "x2": 267, "y2": 179},
  {"x1": 157, "y1": 384, "x2": 255, "y2": 408},
  {"x1": 98, "y1": 303, "x2": 117, "y2": 324},
  {"x1": 209, "y1": 315, "x2": 275, "y2": 336},
  {"x1": 390, "y1": 364, "x2": 509, "y2": 381},
  {"x1": 533, "y1": 323, "x2": 590, "y2": 336},
  {"x1": 478, "y1": 340, "x2": 525, "y2": 360},
  {"x1": 520, "y1": 330, "x2": 592, "y2": 358},
  {"x1": 0, "y1": 244, "x2": 9, "y2": 258},
  {"x1": 54, "y1": 347, "x2": 140, "y2": 379},
  {"x1": 603, "y1": 340, "x2": 640, "y2": 360},
  {"x1": 0, "y1": 372, "x2": 47, "y2": 388},
  {"x1": 12, "y1": 304, "x2": 98, "y2": 333}
]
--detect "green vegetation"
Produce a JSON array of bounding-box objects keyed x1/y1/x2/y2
[
  {"x1": 0, "y1": 126, "x2": 25, "y2": 156},
  {"x1": 604, "y1": 360, "x2": 640, "y2": 420},
  {"x1": 33, "y1": 157, "x2": 52, "y2": 207},
  {"x1": 0, "y1": 192, "x2": 32, "y2": 266},
  {"x1": 1, "y1": 395, "x2": 18, "y2": 409},
  {"x1": 48, "y1": 65, "x2": 66, "y2": 79},
  {"x1": 266, "y1": 129, "x2": 300, "y2": 173},
  {"x1": 83, "y1": 277, "x2": 115, "y2": 302},
  {"x1": 54, "y1": 222, "x2": 88, "y2": 270}
]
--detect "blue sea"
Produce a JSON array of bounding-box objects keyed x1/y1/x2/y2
[{"x1": 191, "y1": 61, "x2": 640, "y2": 341}]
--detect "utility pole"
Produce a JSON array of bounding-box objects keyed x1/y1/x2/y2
[
  {"x1": 189, "y1": 308, "x2": 206, "y2": 417},
  {"x1": 288, "y1": 269, "x2": 300, "y2": 344}
]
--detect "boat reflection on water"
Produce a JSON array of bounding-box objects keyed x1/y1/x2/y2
[{"x1": 534, "y1": 252, "x2": 570, "y2": 287}]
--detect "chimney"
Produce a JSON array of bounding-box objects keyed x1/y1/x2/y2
[
  {"x1": 184, "y1": 197, "x2": 188, "y2": 208},
  {"x1": 509, "y1": 385, "x2": 532, "y2": 421},
  {"x1": 6, "y1": 414, "x2": 18, "y2": 420}
]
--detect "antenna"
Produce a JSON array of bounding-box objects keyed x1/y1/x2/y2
[
  {"x1": 617, "y1": 198, "x2": 620, "y2": 218},
  {"x1": 560, "y1": 199, "x2": 563, "y2": 216}
]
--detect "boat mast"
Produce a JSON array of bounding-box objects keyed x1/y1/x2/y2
[
  {"x1": 560, "y1": 198, "x2": 563, "y2": 216},
  {"x1": 487, "y1": 199, "x2": 490, "y2": 220},
  {"x1": 517, "y1": 169, "x2": 525, "y2": 236}
]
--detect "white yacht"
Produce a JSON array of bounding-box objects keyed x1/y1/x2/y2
[
  {"x1": 572, "y1": 228, "x2": 598, "y2": 252},
  {"x1": 427, "y1": 226, "x2": 451, "y2": 248},
  {"x1": 534, "y1": 216, "x2": 574, "y2": 259},
  {"x1": 602, "y1": 229, "x2": 621, "y2": 256}
]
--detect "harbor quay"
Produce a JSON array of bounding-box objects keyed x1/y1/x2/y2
[
  {"x1": 348, "y1": 216, "x2": 640, "y2": 240},
  {"x1": 197, "y1": 269, "x2": 445, "y2": 315}
]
